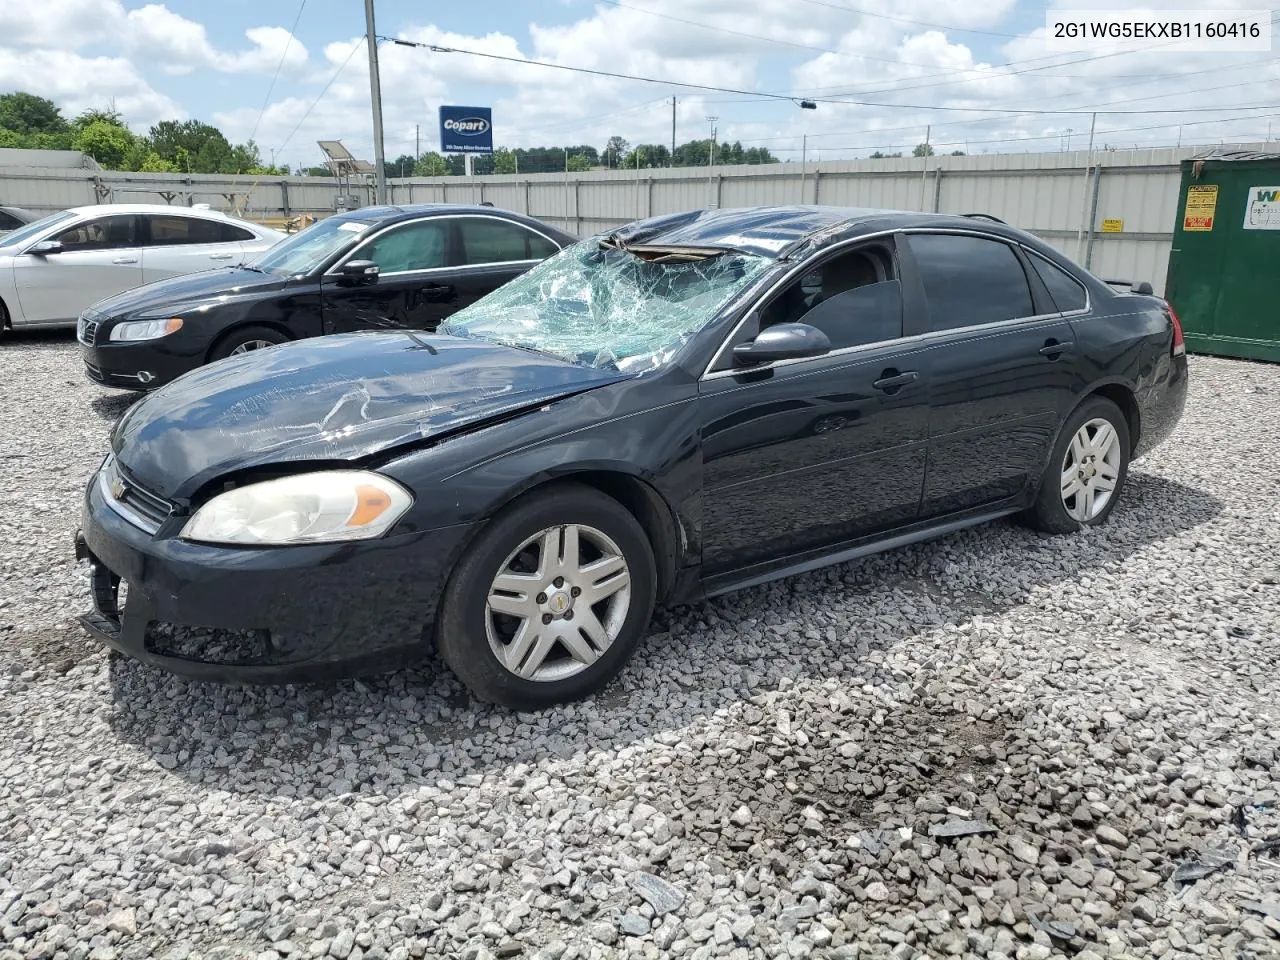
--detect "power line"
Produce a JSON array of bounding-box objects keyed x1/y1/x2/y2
[
  {"x1": 594, "y1": 0, "x2": 1003, "y2": 72},
  {"x1": 274, "y1": 36, "x2": 364, "y2": 157},
  {"x1": 247, "y1": 0, "x2": 308, "y2": 147},
  {"x1": 786, "y1": 0, "x2": 1026, "y2": 39},
  {"x1": 728, "y1": 75, "x2": 1280, "y2": 146},
  {"x1": 382, "y1": 36, "x2": 1278, "y2": 117}
]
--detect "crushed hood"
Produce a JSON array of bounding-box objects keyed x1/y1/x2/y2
[{"x1": 112, "y1": 331, "x2": 625, "y2": 501}]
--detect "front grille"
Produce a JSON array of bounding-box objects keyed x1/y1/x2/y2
[
  {"x1": 78, "y1": 310, "x2": 102, "y2": 345},
  {"x1": 99, "y1": 455, "x2": 174, "y2": 533}
]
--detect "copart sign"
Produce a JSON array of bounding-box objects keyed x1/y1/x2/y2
[{"x1": 439, "y1": 106, "x2": 494, "y2": 155}]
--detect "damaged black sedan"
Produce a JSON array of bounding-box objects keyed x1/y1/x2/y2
[{"x1": 76, "y1": 206, "x2": 1187, "y2": 709}]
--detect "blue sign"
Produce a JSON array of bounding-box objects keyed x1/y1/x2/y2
[{"x1": 439, "y1": 106, "x2": 493, "y2": 155}]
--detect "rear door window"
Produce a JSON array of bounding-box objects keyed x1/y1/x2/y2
[
  {"x1": 907, "y1": 233, "x2": 1035, "y2": 330},
  {"x1": 144, "y1": 215, "x2": 225, "y2": 246},
  {"x1": 458, "y1": 217, "x2": 555, "y2": 264},
  {"x1": 1028, "y1": 251, "x2": 1089, "y2": 312}
]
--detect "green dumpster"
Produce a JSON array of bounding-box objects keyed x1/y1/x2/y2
[{"x1": 1165, "y1": 150, "x2": 1280, "y2": 363}]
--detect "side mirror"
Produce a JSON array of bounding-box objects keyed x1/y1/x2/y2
[
  {"x1": 1133, "y1": 281, "x2": 1153, "y2": 296},
  {"x1": 733, "y1": 322, "x2": 832, "y2": 366},
  {"x1": 337, "y1": 259, "x2": 380, "y2": 285},
  {"x1": 27, "y1": 239, "x2": 63, "y2": 256}
]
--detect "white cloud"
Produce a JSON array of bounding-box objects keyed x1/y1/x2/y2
[{"x1": 0, "y1": 48, "x2": 183, "y2": 125}]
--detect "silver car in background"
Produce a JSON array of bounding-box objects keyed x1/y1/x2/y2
[
  {"x1": 0, "y1": 204, "x2": 286, "y2": 337},
  {"x1": 0, "y1": 205, "x2": 38, "y2": 235}
]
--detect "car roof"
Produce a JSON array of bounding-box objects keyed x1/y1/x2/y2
[
  {"x1": 607, "y1": 205, "x2": 1039, "y2": 259},
  {"x1": 64, "y1": 203, "x2": 253, "y2": 221},
  {"x1": 327, "y1": 203, "x2": 573, "y2": 235}
]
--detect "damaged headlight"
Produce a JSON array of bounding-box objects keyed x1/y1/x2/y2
[{"x1": 181, "y1": 471, "x2": 412, "y2": 546}]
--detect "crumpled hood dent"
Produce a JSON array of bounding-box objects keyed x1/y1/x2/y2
[{"x1": 112, "y1": 332, "x2": 626, "y2": 501}]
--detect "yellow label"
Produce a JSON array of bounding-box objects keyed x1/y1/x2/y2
[
  {"x1": 1101, "y1": 218, "x2": 1124, "y2": 233},
  {"x1": 1183, "y1": 184, "x2": 1218, "y2": 231}
]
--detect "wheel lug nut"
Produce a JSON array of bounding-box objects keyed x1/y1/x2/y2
[
  {"x1": 564, "y1": 610, "x2": 574, "y2": 620},
  {"x1": 536, "y1": 592, "x2": 547, "y2": 604},
  {"x1": 542, "y1": 613, "x2": 553, "y2": 624},
  {"x1": 553, "y1": 577, "x2": 564, "y2": 587},
  {"x1": 570, "y1": 587, "x2": 581, "y2": 597}
]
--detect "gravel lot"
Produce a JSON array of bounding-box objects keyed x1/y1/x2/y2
[{"x1": 1, "y1": 330, "x2": 1278, "y2": 960}]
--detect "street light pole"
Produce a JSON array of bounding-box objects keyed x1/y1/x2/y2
[
  {"x1": 706, "y1": 116, "x2": 718, "y2": 207},
  {"x1": 363, "y1": 0, "x2": 388, "y2": 204}
]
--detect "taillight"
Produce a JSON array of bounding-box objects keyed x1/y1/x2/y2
[{"x1": 1166, "y1": 303, "x2": 1186, "y2": 357}]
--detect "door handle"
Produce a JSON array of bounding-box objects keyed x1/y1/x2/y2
[
  {"x1": 112, "y1": 257, "x2": 138, "y2": 265},
  {"x1": 872, "y1": 369, "x2": 919, "y2": 394},
  {"x1": 209, "y1": 253, "x2": 235, "y2": 260},
  {"x1": 420, "y1": 282, "x2": 456, "y2": 302},
  {"x1": 1039, "y1": 338, "x2": 1074, "y2": 359}
]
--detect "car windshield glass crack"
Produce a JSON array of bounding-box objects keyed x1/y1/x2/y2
[{"x1": 440, "y1": 239, "x2": 771, "y2": 372}]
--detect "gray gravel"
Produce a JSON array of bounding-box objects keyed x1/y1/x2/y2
[{"x1": 2, "y1": 329, "x2": 1278, "y2": 960}]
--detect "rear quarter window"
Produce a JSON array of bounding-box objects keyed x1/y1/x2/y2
[{"x1": 1028, "y1": 252, "x2": 1089, "y2": 312}]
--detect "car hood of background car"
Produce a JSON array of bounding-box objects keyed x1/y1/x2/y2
[
  {"x1": 110, "y1": 332, "x2": 628, "y2": 501},
  {"x1": 89, "y1": 267, "x2": 290, "y2": 319}
]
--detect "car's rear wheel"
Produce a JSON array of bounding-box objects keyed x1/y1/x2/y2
[
  {"x1": 1022, "y1": 396, "x2": 1130, "y2": 534},
  {"x1": 210, "y1": 325, "x2": 288, "y2": 361},
  {"x1": 437, "y1": 483, "x2": 657, "y2": 709}
]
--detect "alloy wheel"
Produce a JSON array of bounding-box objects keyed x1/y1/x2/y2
[
  {"x1": 1060, "y1": 417, "x2": 1123, "y2": 522},
  {"x1": 229, "y1": 339, "x2": 276, "y2": 354},
  {"x1": 485, "y1": 523, "x2": 632, "y2": 682}
]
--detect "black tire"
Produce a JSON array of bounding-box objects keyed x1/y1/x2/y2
[
  {"x1": 437, "y1": 483, "x2": 657, "y2": 710},
  {"x1": 1021, "y1": 396, "x2": 1131, "y2": 534},
  {"x1": 209, "y1": 325, "x2": 288, "y2": 362}
]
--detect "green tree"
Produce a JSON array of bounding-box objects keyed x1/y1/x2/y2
[
  {"x1": 912, "y1": 142, "x2": 935, "y2": 157},
  {"x1": 72, "y1": 107, "x2": 125, "y2": 131},
  {"x1": 147, "y1": 120, "x2": 234, "y2": 173},
  {"x1": 138, "y1": 151, "x2": 177, "y2": 172},
  {"x1": 300, "y1": 164, "x2": 334, "y2": 177},
  {"x1": 566, "y1": 153, "x2": 591, "y2": 172},
  {"x1": 950, "y1": 149, "x2": 966, "y2": 156},
  {"x1": 870, "y1": 150, "x2": 903, "y2": 159},
  {"x1": 630, "y1": 143, "x2": 669, "y2": 167},
  {"x1": 492, "y1": 147, "x2": 517, "y2": 174},
  {"x1": 384, "y1": 154, "x2": 416, "y2": 178},
  {"x1": 0, "y1": 92, "x2": 67, "y2": 134},
  {"x1": 602, "y1": 135, "x2": 629, "y2": 168},
  {"x1": 413, "y1": 152, "x2": 449, "y2": 176},
  {"x1": 74, "y1": 120, "x2": 135, "y2": 169}
]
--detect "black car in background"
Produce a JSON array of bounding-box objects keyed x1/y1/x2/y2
[
  {"x1": 77, "y1": 204, "x2": 575, "y2": 389},
  {"x1": 76, "y1": 205, "x2": 1187, "y2": 710},
  {"x1": 0, "y1": 205, "x2": 38, "y2": 234}
]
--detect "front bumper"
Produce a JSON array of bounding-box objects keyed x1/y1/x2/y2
[
  {"x1": 75, "y1": 469, "x2": 477, "y2": 683},
  {"x1": 80, "y1": 335, "x2": 205, "y2": 391}
]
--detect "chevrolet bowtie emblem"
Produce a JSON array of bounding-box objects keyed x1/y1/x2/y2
[{"x1": 110, "y1": 477, "x2": 127, "y2": 500}]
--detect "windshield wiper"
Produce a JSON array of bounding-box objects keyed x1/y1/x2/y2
[
  {"x1": 236, "y1": 263, "x2": 266, "y2": 273},
  {"x1": 400, "y1": 330, "x2": 438, "y2": 354}
]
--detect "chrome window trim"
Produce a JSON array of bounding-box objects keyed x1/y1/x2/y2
[
  {"x1": 701, "y1": 226, "x2": 1089, "y2": 382},
  {"x1": 325, "y1": 213, "x2": 564, "y2": 277},
  {"x1": 1019, "y1": 245, "x2": 1093, "y2": 317},
  {"x1": 701, "y1": 228, "x2": 900, "y2": 378}
]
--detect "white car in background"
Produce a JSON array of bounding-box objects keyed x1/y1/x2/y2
[{"x1": 0, "y1": 204, "x2": 286, "y2": 338}]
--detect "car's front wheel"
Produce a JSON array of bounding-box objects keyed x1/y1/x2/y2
[
  {"x1": 210, "y1": 325, "x2": 289, "y2": 361},
  {"x1": 1023, "y1": 395, "x2": 1131, "y2": 534},
  {"x1": 437, "y1": 483, "x2": 657, "y2": 709}
]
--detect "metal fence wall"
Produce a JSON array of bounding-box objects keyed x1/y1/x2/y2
[{"x1": 2, "y1": 142, "x2": 1268, "y2": 295}]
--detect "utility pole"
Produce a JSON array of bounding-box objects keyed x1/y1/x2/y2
[
  {"x1": 415, "y1": 123, "x2": 420, "y2": 159},
  {"x1": 671, "y1": 97, "x2": 677, "y2": 166},
  {"x1": 800, "y1": 133, "x2": 807, "y2": 203},
  {"x1": 1075, "y1": 111, "x2": 1097, "y2": 260},
  {"x1": 363, "y1": 0, "x2": 387, "y2": 204},
  {"x1": 706, "y1": 116, "x2": 718, "y2": 206},
  {"x1": 919, "y1": 125, "x2": 930, "y2": 211}
]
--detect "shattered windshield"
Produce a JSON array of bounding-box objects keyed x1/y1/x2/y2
[{"x1": 439, "y1": 238, "x2": 772, "y2": 372}]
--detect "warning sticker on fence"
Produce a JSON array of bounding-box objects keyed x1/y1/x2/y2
[
  {"x1": 1183, "y1": 184, "x2": 1218, "y2": 231},
  {"x1": 1101, "y1": 218, "x2": 1124, "y2": 233},
  {"x1": 1243, "y1": 185, "x2": 1280, "y2": 230}
]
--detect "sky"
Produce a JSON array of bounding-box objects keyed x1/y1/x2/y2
[{"x1": 0, "y1": 0, "x2": 1276, "y2": 170}]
